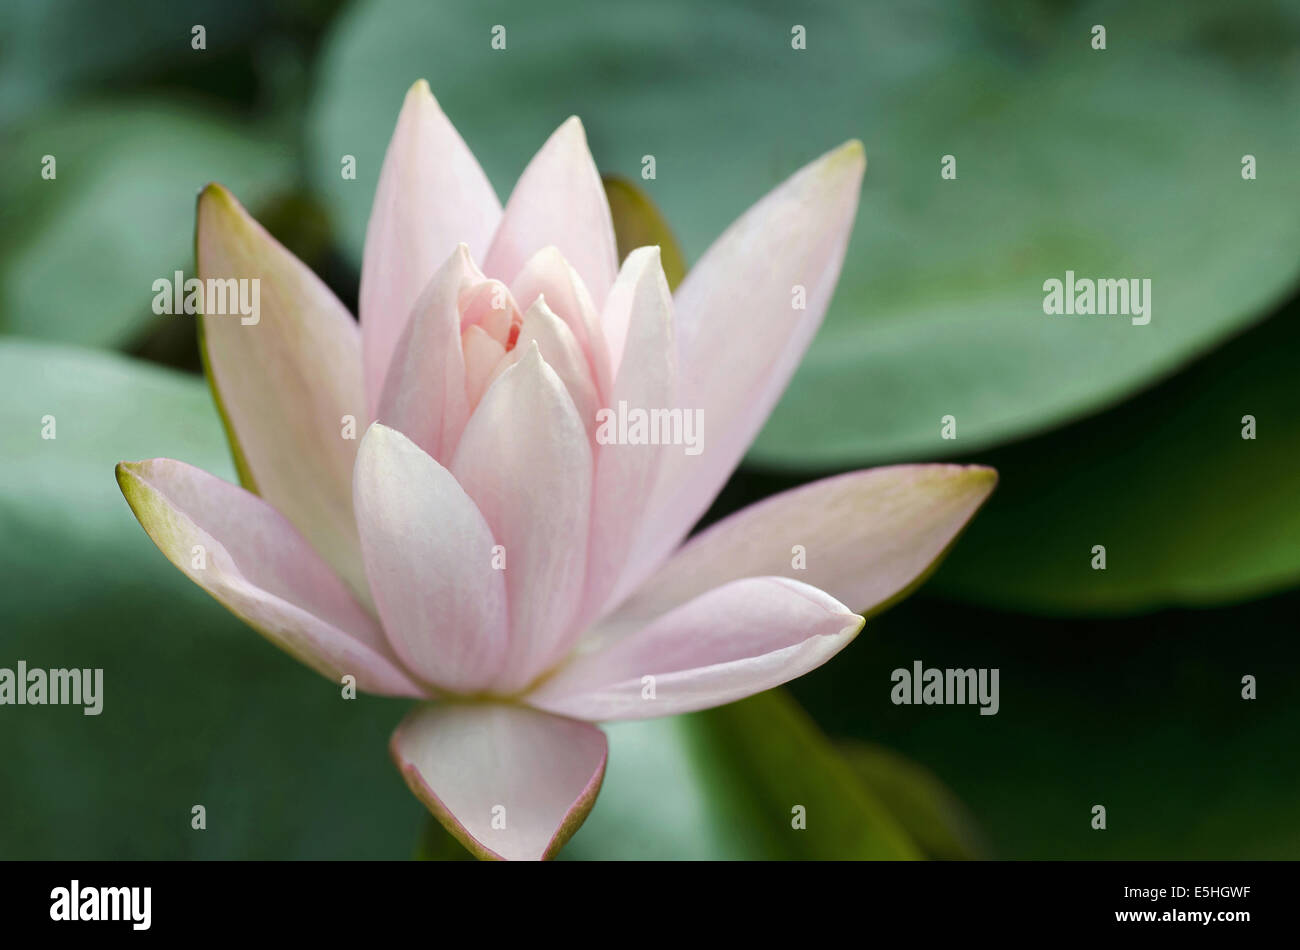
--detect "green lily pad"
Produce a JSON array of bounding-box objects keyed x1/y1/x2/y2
[
  {"x1": 682, "y1": 690, "x2": 921, "y2": 858},
  {"x1": 790, "y1": 591, "x2": 1300, "y2": 858},
  {"x1": 0, "y1": 102, "x2": 293, "y2": 348},
  {"x1": 927, "y1": 303, "x2": 1300, "y2": 613},
  {"x1": 309, "y1": 0, "x2": 1300, "y2": 466},
  {"x1": 570, "y1": 690, "x2": 919, "y2": 859},
  {"x1": 838, "y1": 740, "x2": 988, "y2": 859},
  {"x1": 0, "y1": 0, "x2": 275, "y2": 126},
  {"x1": 562, "y1": 716, "x2": 739, "y2": 859}
]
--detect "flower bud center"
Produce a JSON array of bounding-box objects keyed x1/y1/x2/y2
[{"x1": 458, "y1": 280, "x2": 524, "y2": 407}]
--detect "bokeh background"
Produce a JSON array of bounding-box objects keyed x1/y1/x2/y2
[{"x1": 2, "y1": 0, "x2": 1298, "y2": 859}]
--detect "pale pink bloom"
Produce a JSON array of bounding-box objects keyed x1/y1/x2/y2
[{"x1": 117, "y1": 81, "x2": 995, "y2": 860}]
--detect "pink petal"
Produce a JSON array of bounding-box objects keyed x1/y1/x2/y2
[
  {"x1": 391, "y1": 702, "x2": 607, "y2": 861},
  {"x1": 461, "y1": 325, "x2": 508, "y2": 409},
  {"x1": 511, "y1": 245, "x2": 612, "y2": 398},
  {"x1": 525, "y1": 577, "x2": 862, "y2": 721},
  {"x1": 614, "y1": 142, "x2": 866, "y2": 603},
  {"x1": 610, "y1": 465, "x2": 997, "y2": 633},
  {"x1": 361, "y1": 80, "x2": 502, "y2": 411},
  {"x1": 580, "y1": 247, "x2": 676, "y2": 626},
  {"x1": 116, "y1": 458, "x2": 421, "y2": 697},
  {"x1": 506, "y1": 296, "x2": 600, "y2": 440},
  {"x1": 374, "y1": 244, "x2": 479, "y2": 463},
  {"x1": 196, "y1": 183, "x2": 369, "y2": 602},
  {"x1": 450, "y1": 344, "x2": 593, "y2": 693},
  {"x1": 353, "y1": 424, "x2": 508, "y2": 694},
  {"x1": 460, "y1": 280, "x2": 520, "y2": 340},
  {"x1": 484, "y1": 118, "x2": 619, "y2": 308}
]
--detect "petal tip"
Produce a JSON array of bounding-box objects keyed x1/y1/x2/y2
[
  {"x1": 962, "y1": 464, "x2": 999, "y2": 495},
  {"x1": 448, "y1": 241, "x2": 486, "y2": 280},
  {"x1": 195, "y1": 182, "x2": 253, "y2": 238},
  {"x1": 359, "y1": 420, "x2": 409, "y2": 457},
  {"x1": 196, "y1": 181, "x2": 240, "y2": 218},
  {"x1": 406, "y1": 78, "x2": 435, "y2": 104},
  {"x1": 524, "y1": 292, "x2": 554, "y2": 318},
  {"x1": 560, "y1": 114, "x2": 586, "y2": 138},
  {"x1": 114, "y1": 458, "x2": 155, "y2": 500},
  {"x1": 828, "y1": 139, "x2": 867, "y2": 179},
  {"x1": 113, "y1": 460, "x2": 138, "y2": 496},
  {"x1": 197, "y1": 180, "x2": 231, "y2": 202},
  {"x1": 521, "y1": 338, "x2": 545, "y2": 363}
]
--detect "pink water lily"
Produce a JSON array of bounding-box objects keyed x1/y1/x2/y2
[{"x1": 116, "y1": 80, "x2": 995, "y2": 860}]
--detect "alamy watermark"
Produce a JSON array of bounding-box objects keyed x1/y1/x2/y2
[
  {"x1": 1042, "y1": 270, "x2": 1151, "y2": 326},
  {"x1": 891, "y1": 660, "x2": 999, "y2": 715},
  {"x1": 594, "y1": 401, "x2": 704, "y2": 456},
  {"x1": 152, "y1": 270, "x2": 260, "y2": 325},
  {"x1": 50, "y1": 880, "x2": 150, "y2": 930},
  {"x1": 0, "y1": 661, "x2": 103, "y2": 715}
]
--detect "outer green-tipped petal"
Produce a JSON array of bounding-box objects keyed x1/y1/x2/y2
[
  {"x1": 485, "y1": 117, "x2": 619, "y2": 308},
  {"x1": 390, "y1": 703, "x2": 607, "y2": 861},
  {"x1": 361, "y1": 80, "x2": 502, "y2": 410},
  {"x1": 526, "y1": 577, "x2": 863, "y2": 722},
  {"x1": 116, "y1": 458, "x2": 422, "y2": 697},
  {"x1": 615, "y1": 142, "x2": 867, "y2": 602},
  {"x1": 608, "y1": 465, "x2": 997, "y2": 634},
  {"x1": 196, "y1": 183, "x2": 369, "y2": 602}
]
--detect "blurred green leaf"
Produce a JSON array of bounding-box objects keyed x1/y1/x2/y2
[
  {"x1": 0, "y1": 340, "x2": 235, "y2": 536},
  {"x1": 563, "y1": 716, "x2": 743, "y2": 859},
  {"x1": 791, "y1": 592, "x2": 1300, "y2": 859},
  {"x1": 0, "y1": 1, "x2": 275, "y2": 124},
  {"x1": 838, "y1": 740, "x2": 987, "y2": 859},
  {"x1": 0, "y1": 102, "x2": 294, "y2": 348},
  {"x1": 569, "y1": 690, "x2": 918, "y2": 859},
  {"x1": 414, "y1": 815, "x2": 475, "y2": 861},
  {"x1": 309, "y1": 0, "x2": 1300, "y2": 467},
  {"x1": 603, "y1": 176, "x2": 687, "y2": 290},
  {"x1": 682, "y1": 690, "x2": 920, "y2": 858},
  {"x1": 929, "y1": 305, "x2": 1300, "y2": 613}
]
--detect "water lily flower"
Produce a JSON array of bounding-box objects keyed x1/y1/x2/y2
[{"x1": 116, "y1": 80, "x2": 995, "y2": 860}]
